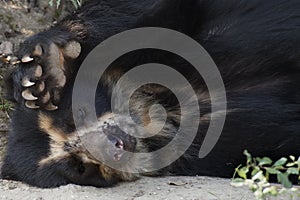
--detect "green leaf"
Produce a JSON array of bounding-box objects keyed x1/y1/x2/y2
[
  {"x1": 56, "y1": 0, "x2": 61, "y2": 9},
  {"x1": 252, "y1": 170, "x2": 264, "y2": 181},
  {"x1": 251, "y1": 166, "x2": 260, "y2": 176},
  {"x1": 289, "y1": 155, "x2": 295, "y2": 161},
  {"x1": 277, "y1": 172, "x2": 292, "y2": 188},
  {"x1": 49, "y1": 0, "x2": 54, "y2": 7},
  {"x1": 286, "y1": 162, "x2": 297, "y2": 167},
  {"x1": 263, "y1": 186, "x2": 278, "y2": 196},
  {"x1": 265, "y1": 167, "x2": 280, "y2": 174},
  {"x1": 273, "y1": 157, "x2": 288, "y2": 167},
  {"x1": 237, "y1": 166, "x2": 249, "y2": 179},
  {"x1": 230, "y1": 178, "x2": 245, "y2": 187},
  {"x1": 286, "y1": 167, "x2": 299, "y2": 175},
  {"x1": 256, "y1": 157, "x2": 273, "y2": 166},
  {"x1": 244, "y1": 150, "x2": 252, "y2": 164}
]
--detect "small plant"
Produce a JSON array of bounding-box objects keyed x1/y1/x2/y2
[
  {"x1": 49, "y1": 0, "x2": 83, "y2": 9},
  {"x1": 231, "y1": 150, "x2": 300, "y2": 199},
  {"x1": 0, "y1": 96, "x2": 13, "y2": 115}
]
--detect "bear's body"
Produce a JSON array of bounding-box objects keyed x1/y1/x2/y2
[{"x1": 2, "y1": 0, "x2": 300, "y2": 188}]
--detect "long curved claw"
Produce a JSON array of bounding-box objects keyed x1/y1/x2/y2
[
  {"x1": 21, "y1": 55, "x2": 34, "y2": 63},
  {"x1": 22, "y1": 89, "x2": 38, "y2": 101},
  {"x1": 45, "y1": 102, "x2": 58, "y2": 111},
  {"x1": 25, "y1": 101, "x2": 40, "y2": 109},
  {"x1": 22, "y1": 77, "x2": 35, "y2": 87}
]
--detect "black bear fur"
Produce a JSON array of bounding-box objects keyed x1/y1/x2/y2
[{"x1": 1, "y1": 0, "x2": 300, "y2": 188}]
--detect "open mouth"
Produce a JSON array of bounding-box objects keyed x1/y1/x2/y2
[
  {"x1": 103, "y1": 124, "x2": 137, "y2": 162},
  {"x1": 107, "y1": 134, "x2": 125, "y2": 161},
  {"x1": 70, "y1": 114, "x2": 139, "y2": 164}
]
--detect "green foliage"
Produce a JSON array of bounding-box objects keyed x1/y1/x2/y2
[
  {"x1": 231, "y1": 150, "x2": 300, "y2": 200},
  {"x1": 0, "y1": 96, "x2": 13, "y2": 113},
  {"x1": 49, "y1": 0, "x2": 83, "y2": 9}
]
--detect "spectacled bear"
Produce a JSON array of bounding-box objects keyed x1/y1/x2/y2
[{"x1": 1, "y1": 0, "x2": 300, "y2": 188}]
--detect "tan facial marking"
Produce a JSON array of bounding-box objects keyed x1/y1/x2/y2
[{"x1": 38, "y1": 113, "x2": 70, "y2": 166}]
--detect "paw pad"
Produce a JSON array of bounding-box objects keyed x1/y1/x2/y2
[{"x1": 15, "y1": 40, "x2": 81, "y2": 111}]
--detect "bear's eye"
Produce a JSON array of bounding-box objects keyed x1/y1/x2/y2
[{"x1": 78, "y1": 161, "x2": 85, "y2": 174}]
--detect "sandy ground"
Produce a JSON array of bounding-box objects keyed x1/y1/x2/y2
[
  {"x1": 0, "y1": 176, "x2": 288, "y2": 200},
  {"x1": 0, "y1": 1, "x2": 298, "y2": 200},
  {"x1": 0, "y1": 176, "x2": 297, "y2": 200}
]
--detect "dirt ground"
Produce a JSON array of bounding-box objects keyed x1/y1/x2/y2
[
  {"x1": 0, "y1": 1, "x2": 298, "y2": 200},
  {"x1": 0, "y1": 176, "x2": 293, "y2": 200}
]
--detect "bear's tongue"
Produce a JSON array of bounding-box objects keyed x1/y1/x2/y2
[{"x1": 107, "y1": 134, "x2": 125, "y2": 161}]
